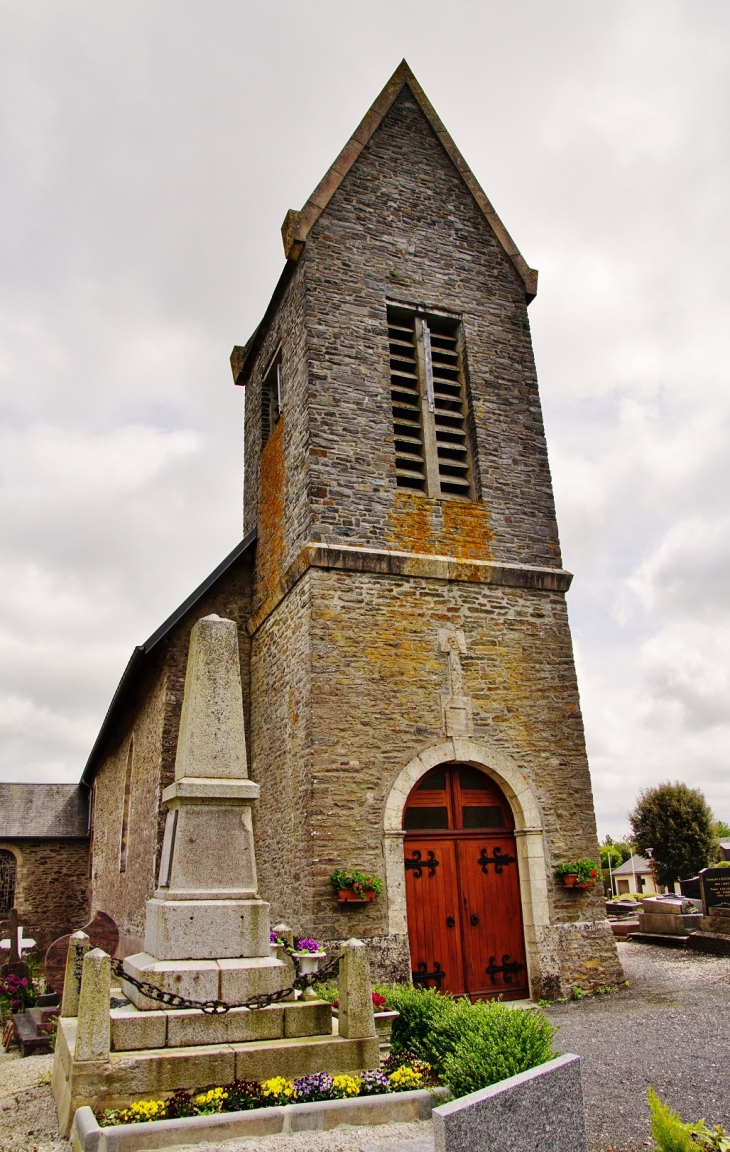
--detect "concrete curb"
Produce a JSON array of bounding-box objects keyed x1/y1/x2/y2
[{"x1": 70, "y1": 1087, "x2": 450, "y2": 1152}]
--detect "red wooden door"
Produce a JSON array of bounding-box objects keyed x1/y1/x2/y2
[
  {"x1": 457, "y1": 837, "x2": 529, "y2": 999},
  {"x1": 403, "y1": 764, "x2": 528, "y2": 1000},
  {"x1": 403, "y1": 838, "x2": 466, "y2": 996}
]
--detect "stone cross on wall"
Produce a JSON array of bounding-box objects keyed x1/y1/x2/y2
[{"x1": 438, "y1": 627, "x2": 474, "y2": 737}]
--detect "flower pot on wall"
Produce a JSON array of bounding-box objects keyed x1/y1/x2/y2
[
  {"x1": 337, "y1": 889, "x2": 376, "y2": 903},
  {"x1": 561, "y1": 874, "x2": 579, "y2": 888}
]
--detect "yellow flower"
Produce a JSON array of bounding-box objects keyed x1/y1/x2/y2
[
  {"x1": 331, "y1": 1074, "x2": 360, "y2": 1098},
  {"x1": 389, "y1": 1065, "x2": 423, "y2": 1092},
  {"x1": 261, "y1": 1077, "x2": 296, "y2": 1099},
  {"x1": 129, "y1": 1099, "x2": 166, "y2": 1118}
]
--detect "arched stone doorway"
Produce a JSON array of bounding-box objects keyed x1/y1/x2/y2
[{"x1": 402, "y1": 762, "x2": 528, "y2": 1000}]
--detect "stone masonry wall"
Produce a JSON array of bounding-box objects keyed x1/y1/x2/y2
[
  {"x1": 248, "y1": 563, "x2": 623, "y2": 994},
  {"x1": 244, "y1": 83, "x2": 562, "y2": 572},
  {"x1": 249, "y1": 575, "x2": 312, "y2": 932},
  {"x1": 0, "y1": 838, "x2": 89, "y2": 956},
  {"x1": 90, "y1": 671, "x2": 167, "y2": 955}
]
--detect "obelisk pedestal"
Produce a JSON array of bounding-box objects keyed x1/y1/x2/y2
[{"x1": 123, "y1": 614, "x2": 286, "y2": 1008}]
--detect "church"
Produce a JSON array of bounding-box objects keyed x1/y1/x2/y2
[{"x1": 44, "y1": 61, "x2": 622, "y2": 1001}]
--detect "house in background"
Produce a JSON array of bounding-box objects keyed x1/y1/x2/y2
[
  {"x1": 0, "y1": 783, "x2": 90, "y2": 954},
  {"x1": 717, "y1": 838, "x2": 730, "y2": 862},
  {"x1": 611, "y1": 854, "x2": 659, "y2": 896}
]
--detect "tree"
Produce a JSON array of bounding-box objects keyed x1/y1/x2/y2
[{"x1": 628, "y1": 782, "x2": 715, "y2": 886}]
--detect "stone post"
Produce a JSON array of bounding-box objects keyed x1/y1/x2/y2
[
  {"x1": 337, "y1": 939, "x2": 376, "y2": 1039},
  {"x1": 74, "y1": 948, "x2": 111, "y2": 1062},
  {"x1": 61, "y1": 932, "x2": 90, "y2": 1017}
]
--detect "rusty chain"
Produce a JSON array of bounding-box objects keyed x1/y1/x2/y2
[{"x1": 109, "y1": 951, "x2": 342, "y2": 1015}]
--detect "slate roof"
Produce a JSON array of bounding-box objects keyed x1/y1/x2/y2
[
  {"x1": 612, "y1": 854, "x2": 652, "y2": 875},
  {"x1": 0, "y1": 783, "x2": 89, "y2": 839}
]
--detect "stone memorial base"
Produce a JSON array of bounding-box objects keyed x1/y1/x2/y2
[
  {"x1": 121, "y1": 951, "x2": 287, "y2": 1009},
  {"x1": 53, "y1": 1005, "x2": 379, "y2": 1136},
  {"x1": 686, "y1": 909, "x2": 730, "y2": 956}
]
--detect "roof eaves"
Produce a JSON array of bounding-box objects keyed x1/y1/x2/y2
[
  {"x1": 230, "y1": 261, "x2": 298, "y2": 387},
  {"x1": 80, "y1": 529, "x2": 256, "y2": 785}
]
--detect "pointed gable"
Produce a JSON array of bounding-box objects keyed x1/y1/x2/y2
[
  {"x1": 281, "y1": 60, "x2": 537, "y2": 302},
  {"x1": 232, "y1": 61, "x2": 538, "y2": 387}
]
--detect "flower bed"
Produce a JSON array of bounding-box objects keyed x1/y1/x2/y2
[{"x1": 100, "y1": 1062, "x2": 434, "y2": 1126}]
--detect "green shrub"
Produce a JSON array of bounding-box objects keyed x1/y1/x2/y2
[
  {"x1": 647, "y1": 1086, "x2": 730, "y2": 1151},
  {"x1": 440, "y1": 1000, "x2": 555, "y2": 1098},
  {"x1": 382, "y1": 984, "x2": 555, "y2": 1094},
  {"x1": 648, "y1": 1086, "x2": 694, "y2": 1152},
  {"x1": 381, "y1": 984, "x2": 457, "y2": 1072}
]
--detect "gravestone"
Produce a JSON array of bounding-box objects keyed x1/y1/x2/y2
[
  {"x1": 1, "y1": 909, "x2": 30, "y2": 981},
  {"x1": 686, "y1": 869, "x2": 730, "y2": 956},
  {"x1": 45, "y1": 911, "x2": 119, "y2": 996},
  {"x1": 699, "y1": 868, "x2": 730, "y2": 914}
]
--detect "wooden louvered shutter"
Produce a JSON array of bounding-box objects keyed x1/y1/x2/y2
[
  {"x1": 388, "y1": 310, "x2": 426, "y2": 491},
  {"x1": 388, "y1": 305, "x2": 472, "y2": 499}
]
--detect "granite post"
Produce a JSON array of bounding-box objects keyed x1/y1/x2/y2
[
  {"x1": 337, "y1": 939, "x2": 376, "y2": 1039},
  {"x1": 74, "y1": 948, "x2": 111, "y2": 1063},
  {"x1": 61, "y1": 931, "x2": 90, "y2": 1018}
]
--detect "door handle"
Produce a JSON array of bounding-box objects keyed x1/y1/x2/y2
[
  {"x1": 470, "y1": 914, "x2": 479, "y2": 927},
  {"x1": 446, "y1": 916, "x2": 455, "y2": 928}
]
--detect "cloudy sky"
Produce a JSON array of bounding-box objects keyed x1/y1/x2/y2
[{"x1": 1, "y1": 1, "x2": 728, "y2": 840}]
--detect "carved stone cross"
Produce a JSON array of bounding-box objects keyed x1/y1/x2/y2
[{"x1": 438, "y1": 628, "x2": 473, "y2": 737}]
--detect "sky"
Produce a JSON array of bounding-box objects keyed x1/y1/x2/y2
[{"x1": 0, "y1": 1, "x2": 728, "y2": 842}]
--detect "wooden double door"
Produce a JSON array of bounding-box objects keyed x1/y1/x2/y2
[{"x1": 403, "y1": 763, "x2": 529, "y2": 1000}]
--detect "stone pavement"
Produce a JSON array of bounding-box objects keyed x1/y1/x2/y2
[{"x1": 547, "y1": 941, "x2": 730, "y2": 1151}]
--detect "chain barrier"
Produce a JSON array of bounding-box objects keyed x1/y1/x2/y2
[{"x1": 109, "y1": 951, "x2": 342, "y2": 1015}]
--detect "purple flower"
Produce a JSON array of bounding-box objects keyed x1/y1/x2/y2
[
  {"x1": 269, "y1": 931, "x2": 281, "y2": 944},
  {"x1": 359, "y1": 1070, "x2": 391, "y2": 1096},
  {"x1": 294, "y1": 1073, "x2": 333, "y2": 1101},
  {"x1": 295, "y1": 938, "x2": 321, "y2": 953}
]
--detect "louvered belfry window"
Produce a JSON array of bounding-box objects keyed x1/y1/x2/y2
[{"x1": 387, "y1": 305, "x2": 472, "y2": 498}]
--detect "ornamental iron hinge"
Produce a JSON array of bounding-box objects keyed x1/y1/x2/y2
[
  {"x1": 485, "y1": 954, "x2": 526, "y2": 985},
  {"x1": 477, "y1": 847, "x2": 516, "y2": 875},
  {"x1": 404, "y1": 849, "x2": 440, "y2": 878},
  {"x1": 412, "y1": 960, "x2": 445, "y2": 989}
]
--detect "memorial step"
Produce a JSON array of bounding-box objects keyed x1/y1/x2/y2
[
  {"x1": 627, "y1": 932, "x2": 690, "y2": 949},
  {"x1": 686, "y1": 932, "x2": 730, "y2": 957},
  {"x1": 11, "y1": 1011, "x2": 53, "y2": 1057}
]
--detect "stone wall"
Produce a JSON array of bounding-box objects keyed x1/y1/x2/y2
[
  {"x1": 243, "y1": 84, "x2": 561, "y2": 578},
  {"x1": 246, "y1": 560, "x2": 623, "y2": 994},
  {"x1": 0, "y1": 838, "x2": 89, "y2": 955}
]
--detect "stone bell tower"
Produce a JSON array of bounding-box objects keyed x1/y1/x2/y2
[{"x1": 230, "y1": 60, "x2": 623, "y2": 999}]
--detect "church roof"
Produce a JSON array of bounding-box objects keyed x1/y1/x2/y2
[
  {"x1": 0, "y1": 783, "x2": 89, "y2": 839},
  {"x1": 80, "y1": 529, "x2": 256, "y2": 785},
  {"x1": 231, "y1": 60, "x2": 537, "y2": 387}
]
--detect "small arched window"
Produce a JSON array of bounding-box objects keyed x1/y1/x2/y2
[{"x1": 0, "y1": 850, "x2": 17, "y2": 914}]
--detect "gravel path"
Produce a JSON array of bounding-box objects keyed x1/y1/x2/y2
[
  {"x1": 2, "y1": 941, "x2": 728, "y2": 1152},
  {"x1": 547, "y1": 941, "x2": 730, "y2": 1151}
]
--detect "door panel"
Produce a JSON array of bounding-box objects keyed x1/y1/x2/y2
[
  {"x1": 457, "y1": 836, "x2": 528, "y2": 999},
  {"x1": 403, "y1": 839, "x2": 466, "y2": 996}
]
